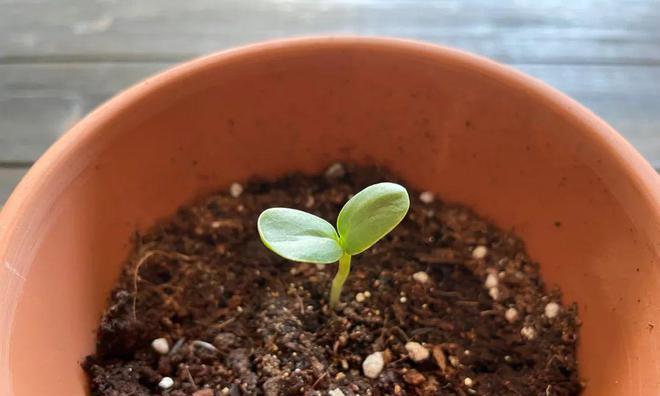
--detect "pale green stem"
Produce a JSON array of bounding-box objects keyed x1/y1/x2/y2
[{"x1": 330, "y1": 253, "x2": 352, "y2": 308}]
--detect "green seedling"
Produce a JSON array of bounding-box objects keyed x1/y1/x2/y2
[{"x1": 257, "y1": 182, "x2": 410, "y2": 308}]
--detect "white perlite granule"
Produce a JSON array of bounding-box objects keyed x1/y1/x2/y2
[
  {"x1": 521, "y1": 326, "x2": 537, "y2": 340},
  {"x1": 362, "y1": 351, "x2": 385, "y2": 378},
  {"x1": 158, "y1": 377, "x2": 174, "y2": 389},
  {"x1": 324, "y1": 163, "x2": 345, "y2": 178},
  {"x1": 229, "y1": 182, "x2": 243, "y2": 198},
  {"x1": 505, "y1": 307, "x2": 519, "y2": 323},
  {"x1": 544, "y1": 302, "x2": 560, "y2": 318},
  {"x1": 484, "y1": 273, "x2": 498, "y2": 288},
  {"x1": 419, "y1": 191, "x2": 435, "y2": 204},
  {"x1": 405, "y1": 341, "x2": 430, "y2": 362},
  {"x1": 412, "y1": 271, "x2": 430, "y2": 284},
  {"x1": 472, "y1": 245, "x2": 488, "y2": 259},
  {"x1": 151, "y1": 337, "x2": 169, "y2": 355}
]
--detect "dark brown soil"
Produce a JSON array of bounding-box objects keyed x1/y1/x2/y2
[{"x1": 83, "y1": 165, "x2": 582, "y2": 396}]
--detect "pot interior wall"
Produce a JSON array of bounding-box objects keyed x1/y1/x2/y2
[{"x1": 4, "y1": 41, "x2": 659, "y2": 395}]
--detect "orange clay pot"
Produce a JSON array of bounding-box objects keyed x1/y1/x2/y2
[{"x1": 0, "y1": 37, "x2": 658, "y2": 395}]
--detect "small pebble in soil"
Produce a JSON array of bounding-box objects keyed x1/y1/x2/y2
[
  {"x1": 221, "y1": 387, "x2": 230, "y2": 395},
  {"x1": 229, "y1": 182, "x2": 243, "y2": 198},
  {"x1": 151, "y1": 337, "x2": 169, "y2": 355},
  {"x1": 412, "y1": 271, "x2": 429, "y2": 284},
  {"x1": 362, "y1": 351, "x2": 385, "y2": 378},
  {"x1": 484, "y1": 272, "x2": 498, "y2": 289},
  {"x1": 329, "y1": 389, "x2": 346, "y2": 396},
  {"x1": 355, "y1": 292, "x2": 366, "y2": 303},
  {"x1": 488, "y1": 287, "x2": 500, "y2": 300},
  {"x1": 158, "y1": 377, "x2": 174, "y2": 389},
  {"x1": 545, "y1": 302, "x2": 560, "y2": 318},
  {"x1": 335, "y1": 372, "x2": 346, "y2": 380},
  {"x1": 521, "y1": 326, "x2": 537, "y2": 340},
  {"x1": 405, "y1": 341, "x2": 430, "y2": 362},
  {"x1": 472, "y1": 245, "x2": 488, "y2": 259},
  {"x1": 505, "y1": 307, "x2": 519, "y2": 323},
  {"x1": 364, "y1": 290, "x2": 371, "y2": 298},
  {"x1": 419, "y1": 191, "x2": 435, "y2": 204},
  {"x1": 399, "y1": 296, "x2": 408, "y2": 303},
  {"x1": 464, "y1": 377, "x2": 474, "y2": 387},
  {"x1": 324, "y1": 162, "x2": 346, "y2": 178}
]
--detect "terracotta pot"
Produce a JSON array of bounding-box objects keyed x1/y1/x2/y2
[{"x1": 0, "y1": 37, "x2": 658, "y2": 395}]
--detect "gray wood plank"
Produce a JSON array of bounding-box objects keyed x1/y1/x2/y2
[
  {"x1": 1, "y1": 62, "x2": 659, "y2": 167},
  {"x1": 0, "y1": 168, "x2": 28, "y2": 205},
  {"x1": 2, "y1": 0, "x2": 660, "y2": 65},
  {"x1": 0, "y1": 63, "x2": 167, "y2": 162}
]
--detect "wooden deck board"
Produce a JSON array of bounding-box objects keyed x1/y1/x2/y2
[
  {"x1": 2, "y1": 0, "x2": 660, "y2": 65},
  {"x1": 0, "y1": 168, "x2": 28, "y2": 204}
]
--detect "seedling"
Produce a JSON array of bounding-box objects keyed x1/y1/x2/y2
[{"x1": 257, "y1": 182, "x2": 410, "y2": 307}]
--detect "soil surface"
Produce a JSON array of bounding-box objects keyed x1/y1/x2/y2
[{"x1": 84, "y1": 164, "x2": 582, "y2": 396}]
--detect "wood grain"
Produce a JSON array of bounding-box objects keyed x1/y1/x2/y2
[
  {"x1": 2, "y1": 0, "x2": 660, "y2": 65},
  {"x1": 0, "y1": 168, "x2": 28, "y2": 204},
  {"x1": 0, "y1": 63, "x2": 165, "y2": 162}
]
